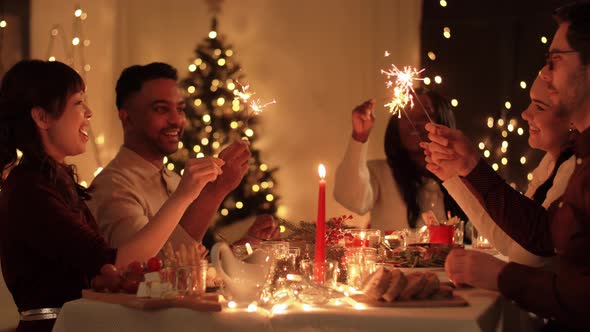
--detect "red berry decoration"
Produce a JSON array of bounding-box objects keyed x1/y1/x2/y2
[
  {"x1": 127, "y1": 261, "x2": 144, "y2": 276},
  {"x1": 146, "y1": 257, "x2": 163, "y2": 272}
]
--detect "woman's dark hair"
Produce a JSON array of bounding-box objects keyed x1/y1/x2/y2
[
  {"x1": 554, "y1": 1, "x2": 590, "y2": 65},
  {"x1": 0, "y1": 60, "x2": 89, "y2": 205},
  {"x1": 384, "y1": 87, "x2": 466, "y2": 228}
]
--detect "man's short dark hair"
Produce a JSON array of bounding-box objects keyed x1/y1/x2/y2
[
  {"x1": 115, "y1": 62, "x2": 178, "y2": 109},
  {"x1": 554, "y1": 1, "x2": 590, "y2": 64}
]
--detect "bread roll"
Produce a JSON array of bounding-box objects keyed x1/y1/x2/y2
[
  {"x1": 415, "y1": 272, "x2": 440, "y2": 299},
  {"x1": 361, "y1": 266, "x2": 392, "y2": 300},
  {"x1": 382, "y1": 269, "x2": 408, "y2": 302},
  {"x1": 398, "y1": 272, "x2": 427, "y2": 300}
]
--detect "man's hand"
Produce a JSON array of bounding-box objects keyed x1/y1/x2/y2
[
  {"x1": 445, "y1": 249, "x2": 507, "y2": 291},
  {"x1": 207, "y1": 140, "x2": 251, "y2": 195},
  {"x1": 421, "y1": 123, "x2": 480, "y2": 180}
]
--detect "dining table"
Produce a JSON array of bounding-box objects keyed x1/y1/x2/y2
[{"x1": 52, "y1": 267, "x2": 541, "y2": 332}]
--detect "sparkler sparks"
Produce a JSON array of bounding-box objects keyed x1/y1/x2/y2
[
  {"x1": 381, "y1": 64, "x2": 424, "y2": 118},
  {"x1": 235, "y1": 82, "x2": 276, "y2": 115}
]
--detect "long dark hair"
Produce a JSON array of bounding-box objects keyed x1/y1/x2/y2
[
  {"x1": 0, "y1": 60, "x2": 89, "y2": 206},
  {"x1": 384, "y1": 87, "x2": 466, "y2": 228}
]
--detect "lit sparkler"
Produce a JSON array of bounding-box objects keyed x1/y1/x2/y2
[
  {"x1": 235, "y1": 81, "x2": 277, "y2": 139},
  {"x1": 381, "y1": 64, "x2": 425, "y2": 118}
]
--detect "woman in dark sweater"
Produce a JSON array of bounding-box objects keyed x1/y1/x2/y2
[{"x1": 0, "y1": 60, "x2": 223, "y2": 332}]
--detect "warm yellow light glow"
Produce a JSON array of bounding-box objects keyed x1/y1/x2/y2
[
  {"x1": 245, "y1": 129, "x2": 254, "y2": 137},
  {"x1": 501, "y1": 141, "x2": 508, "y2": 148},
  {"x1": 501, "y1": 146, "x2": 508, "y2": 153},
  {"x1": 440, "y1": 0, "x2": 448, "y2": 7},
  {"x1": 227, "y1": 301, "x2": 237, "y2": 309},
  {"x1": 261, "y1": 182, "x2": 269, "y2": 189},
  {"x1": 95, "y1": 134, "x2": 105, "y2": 145},
  {"x1": 443, "y1": 27, "x2": 451, "y2": 39},
  {"x1": 16, "y1": 149, "x2": 22, "y2": 159},
  {"x1": 318, "y1": 164, "x2": 326, "y2": 179},
  {"x1": 434, "y1": 76, "x2": 442, "y2": 84},
  {"x1": 227, "y1": 82, "x2": 236, "y2": 90},
  {"x1": 451, "y1": 99, "x2": 458, "y2": 107},
  {"x1": 277, "y1": 205, "x2": 287, "y2": 217},
  {"x1": 188, "y1": 64, "x2": 197, "y2": 72},
  {"x1": 221, "y1": 209, "x2": 229, "y2": 216},
  {"x1": 266, "y1": 194, "x2": 274, "y2": 202},
  {"x1": 497, "y1": 119, "x2": 504, "y2": 127},
  {"x1": 193, "y1": 145, "x2": 201, "y2": 153},
  {"x1": 507, "y1": 124, "x2": 514, "y2": 132},
  {"x1": 502, "y1": 130, "x2": 508, "y2": 137},
  {"x1": 212, "y1": 141, "x2": 220, "y2": 149},
  {"x1": 197, "y1": 152, "x2": 205, "y2": 158},
  {"x1": 80, "y1": 181, "x2": 88, "y2": 188},
  {"x1": 517, "y1": 127, "x2": 524, "y2": 135},
  {"x1": 492, "y1": 163, "x2": 499, "y2": 171},
  {"x1": 194, "y1": 58, "x2": 202, "y2": 66},
  {"x1": 230, "y1": 121, "x2": 239, "y2": 129},
  {"x1": 163, "y1": 156, "x2": 168, "y2": 164},
  {"x1": 478, "y1": 142, "x2": 485, "y2": 150},
  {"x1": 83, "y1": 64, "x2": 91, "y2": 72},
  {"x1": 209, "y1": 31, "x2": 218, "y2": 39},
  {"x1": 203, "y1": 114, "x2": 211, "y2": 123},
  {"x1": 487, "y1": 117, "x2": 494, "y2": 128},
  {"x1": 48, "y1": 56, "x2": 56, "y2": 62},
  {"x1": 232, "y1": 104, "x2": 240, "y2": 112},
  {"x1": 180, "y1": 169, "x2": 184, "y2": 176},
  {"x1": 217, "y1": 58, "x2": 226, "y2": 66},
  {"x1": 423, "y1": 77, "x2": 431, "y2": 85},
  {"x1": 81, "y1": 12, "x2": 87, "y2": 20},
  {"x1": 0, "y1": 20, "x2": 7, "y2": 28},
  {"x1": 527, "y1": 173, "x2": 534, "y2": 181},
  {"x1": 252, "y1": 184, "x2": 260, "y2": 192},
  {"x1": 520, "y1": 156, "x2": 527, "y2": 164},
  {"x1": 428, "y1": 52, "x2": 436, "y2": 60},
  {"x1": 167, "y1": 163, "x2": 174, "y2": 171},
  {"x1": 187, "y1": 86, "x2": 195, "y2": 94},
  {"x1": 280, "y1": 225, "x2": 286, "y2": 233},
  {"x1": 236, "y1": 201, "x2": 244, "y2": 209},
  {"x1": 72, "y1": 37, "x2": 80, "y2": 46},
  {"x1": 501, "y1": 157, "x2": 508, "y2": 165},
  {"x1": 51, "y1": 29, "x2": 58, "y2": 36},
  {"x1": 178, "y1": 141, "x2": 184, "y2": 149},
  {"x1": 541, "y1": 36, "x2": 548, "y2": 44},
  {"x1": 83, "y1": 39, "x2": 90, "y2": 46},
  {"x1": 214, "y1": 49, "x2": 222, "y2": 56},
  {"x1": 225, "y1": 49, "x2": 234, "y2": 57},
  {"x1": 212, "y1": 79, "x2": 220, "y2": 87},
  {"x1": 483, "y1": 150, "x2": 491, "y2": 158},
  {"x1": 505, "y1": 101, "x2": 512, "y2": 110},
  {"x1": 74, "y1": 9, "x2": 82, "y2": 17},
  {"x1": 194, "y1": 99, "x2": 202, "y2": 106},
  {"x1": 200, "y1": 63, "x2": 207, "y2": 70},
  {"x1": 247, "y1": 303, "x2": 258, "y2": 312},
  {"x1": 201, "y1": 138, "x2": 209, "y2": 145},
  {"x1": 260, "y1": 163, "x2": 268, "y2": 171},
  {"x1": 520, "y1": 81, "x2": 527, "y2": 89},
  {"x1": 210, "y1": 86, "x2": 218, "y2": 92},
  {"x1": 217, "y1": 97, "x2": 225, "y2": 106},
  {"x1": 93, "y1": 167, "x2": 103, "y2": 177}
]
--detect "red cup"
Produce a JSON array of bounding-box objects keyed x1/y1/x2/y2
[{"x1": 427, "y1": 225, "x2": 454, "y2": 244}]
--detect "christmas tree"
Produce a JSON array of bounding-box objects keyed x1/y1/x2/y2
[{"x1": 168, "y1": 16, "x2": 280, "y2": 227}]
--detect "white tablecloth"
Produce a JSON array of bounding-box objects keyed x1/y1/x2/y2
[{"x1": 52, "y1": 287, "x2": 538, "y2": 332}]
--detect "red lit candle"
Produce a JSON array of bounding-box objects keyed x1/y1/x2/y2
[{"x1": 314, "y1": 164, "x2": 326, "y2": 282}]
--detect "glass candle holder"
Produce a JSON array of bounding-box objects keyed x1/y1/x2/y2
[{"x1": 344, "y1": 229, "x2": 382, "y2": 248}]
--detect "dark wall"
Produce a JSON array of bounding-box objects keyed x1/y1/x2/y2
[{"x1": 421, "y1": 0, "x2": 570, "y2": 190}]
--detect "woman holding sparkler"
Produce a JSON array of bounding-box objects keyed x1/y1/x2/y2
[
  {"x1": 433, "y1": 74, "x2": 575, "y2": 268},
  {"x1": 334, "y1": 87, "x2": 466, "y2": 231}
]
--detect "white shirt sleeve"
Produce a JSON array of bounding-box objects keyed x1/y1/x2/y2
[{"x1": 333, "y1": 138, "x2": 379, "y2": 215}]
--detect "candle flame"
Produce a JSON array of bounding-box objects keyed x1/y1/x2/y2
[{"x1": 318, "y1": 164, "x2": 326, "y2": 179}]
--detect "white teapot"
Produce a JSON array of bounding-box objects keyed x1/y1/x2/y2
[{"x1": 210, "y1": 242, "x2": 271, "y2": 302}]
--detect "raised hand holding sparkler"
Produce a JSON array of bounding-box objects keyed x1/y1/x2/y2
[{"x1": 351, "y1": 99, "x2": 376, "y2": 143}]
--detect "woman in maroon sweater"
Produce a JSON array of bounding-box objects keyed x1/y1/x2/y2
[{"x1": 0, "y1": 60, "x2": 224, "y2": 332}]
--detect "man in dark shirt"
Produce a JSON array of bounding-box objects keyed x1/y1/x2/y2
[{"x1": 423, "y1": 1, "x2": 590, "y2": 330}]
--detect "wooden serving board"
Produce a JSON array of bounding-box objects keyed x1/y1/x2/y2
[
  {"x1": 351, "y1": 293, "x2": 468, "y2": 308},
  {"x1": 82, "y1": 290, "x2": 222, "y2": 312}
]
